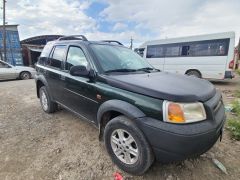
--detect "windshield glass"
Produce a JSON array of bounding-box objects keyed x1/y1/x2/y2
[{"x1": 91, "y1": 44, "x2": 153, "y2": 72}]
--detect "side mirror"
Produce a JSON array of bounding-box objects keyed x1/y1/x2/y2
[{"x1": 70, "y1": 65, "x2": 95, "y2": 79}]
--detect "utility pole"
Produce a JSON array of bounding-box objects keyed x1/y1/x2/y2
[
  {"x1": 130, "y1": 36, "x2": 133, "y2": 50},
  {"x1": 2, "y1": 0, "x2": 6, "y2": 62}
]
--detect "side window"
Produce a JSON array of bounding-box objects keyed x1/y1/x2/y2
[
  {"x1": 49, "y1": 45, "x2": 66, "y2": 69},
  {"x1": 165, "y1": 45, "x2": 180, "y2": 57},
  {"x1": 40, "y1": 44, "x2": 52, "y2": 58},
  {"x1": 39, "y1": 43, "x2": 53, "y2": 65},
  {"x1": 65, "y1": 46, "x2": 88, "y2": 71},
  {"x1": 181, "y1": 45, "x2": 190, "y2": 56},
  {"x1": 188, "y1": 39, "x2": 229, "y2": 56},
  {"x1": 0, "y1": 62, "x2": 8, "y2": 68},
  {"x1": 146, "y1": 45, "x2": 164, "y2": 58}
]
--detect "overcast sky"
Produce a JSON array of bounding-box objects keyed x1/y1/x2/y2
[{"x1": 4, "y1": 0, "x2": 240, "y2": 47}]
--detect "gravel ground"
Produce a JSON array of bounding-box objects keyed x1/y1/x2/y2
[{"x1": 0, "y1": 78, "x2": 240, "y2": 180}]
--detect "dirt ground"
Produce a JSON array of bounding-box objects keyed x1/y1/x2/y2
[{"x1": 0, "y1": 77, "x2": 240, "y2": 180}]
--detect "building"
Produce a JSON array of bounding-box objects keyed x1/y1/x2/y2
[
  {"x1": 21, "y1": 35, "x2": 63, "y2": 66},
  {"x1": 0, "y1": 24, "x2": 23, "y2": 65}
]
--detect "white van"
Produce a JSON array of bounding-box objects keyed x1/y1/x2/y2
[{"x1": 137, "y1": 32, "x2": 235, "y2": 79}]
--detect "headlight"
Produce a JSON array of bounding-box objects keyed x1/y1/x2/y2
[{"x1": 163, "y1": 101, "x2": 206, "y2": 124}]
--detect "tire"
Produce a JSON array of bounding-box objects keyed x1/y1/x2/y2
[
  {"x1": 104, "y1": 115, "x2": 154, "y2": 175},
  {"x1": 20, "y1": 71, "x2": 31, "y2": 80},
  {"x1": 39, "y1": 86, "x2": 57, "y2": 113},
  {"x1": 186, "y1": 70, "x2": 201, "y2": 78}
]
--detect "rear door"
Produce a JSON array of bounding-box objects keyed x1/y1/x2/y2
[
  {"x1": 61, "y1": 45, "x2": 99, "y2": 122},
  {"x1": 46, "y1": 45, "x2": 67, "y2": 102}
]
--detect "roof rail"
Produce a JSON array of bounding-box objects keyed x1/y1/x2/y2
[
  {"x1": 58, "y1": 35, "x2": 88, "y2": 41},
  {"x1": 101, "y1": 40, "x2": 123, "y2": 45}
]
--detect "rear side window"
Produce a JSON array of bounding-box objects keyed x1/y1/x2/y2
[
  {"x1": 65, "y1": 46, "x2": 88, "y2": 71},
  {"x1": 41, "y1": 44, "x2": 52, "y2": 58},
  {"x1": 49, "y1": 45, "x2": 66, "y2": 69},
  {"x1": 188, "y1": 39, "x2": 229, "y2": 56},
  {"x1": 38, "y1": 43, "x2": 53, "y2": 65}
]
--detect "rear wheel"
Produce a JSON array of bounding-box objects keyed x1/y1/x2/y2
[
  {"x1": 39, "y1": 86, "x2": 57, "y2": 113},
  {"x1": 20, "y1": 71, "x2": 31, "y2": 80},
  {"x1": 104, "y1": 115, "x2": 154, "y2": 175},
  {"x1": 186, "y1": 70, "x2": 201, "y2": 78}
]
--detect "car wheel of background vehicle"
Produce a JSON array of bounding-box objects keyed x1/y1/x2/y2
[
  {"x1": 104, "y1": 115, "x2": 154, "y2": 175},
  {"x1": 186, "y1": 70, "x2": 201, "y2": 78},
  {"x1": 39, "y1": 86, "x2": 57, "y2": 113},
  {"x1": 20, "y1": 71, "x2": 31, "y2": 80}
]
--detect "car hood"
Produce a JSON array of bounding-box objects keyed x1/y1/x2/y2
[{"x1": 103, "y1": 72, "x2": 216, "y2": 102}]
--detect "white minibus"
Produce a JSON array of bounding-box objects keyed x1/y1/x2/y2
[{"x1": 137, "y1": 32, "x2": 235, "y2": 79}]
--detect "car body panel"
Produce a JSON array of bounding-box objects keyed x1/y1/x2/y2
[{"x1": 35, "y1": 39, "x2": 225, "y2": 163}]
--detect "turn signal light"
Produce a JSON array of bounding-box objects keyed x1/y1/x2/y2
[{"x1": 168, "y1": 103, "x2": 185, "y2": 123}]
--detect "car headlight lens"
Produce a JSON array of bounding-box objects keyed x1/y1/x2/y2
[{"x1": 163, "y1": 101, "x2": 206, "y2": 124}]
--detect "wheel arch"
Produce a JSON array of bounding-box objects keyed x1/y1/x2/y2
[
  {"x1": 35, "y1": 75, "x2": 51, "y2": 99},
  {"x1": 97, "y1": 100, "x2": 145, "y2": 140},
  {"x1": 19, "y1": 71, "x2": 31, "y2": 78},
  {"x1": 185, "y1": 69, "x2": 202, "y2": 77}
]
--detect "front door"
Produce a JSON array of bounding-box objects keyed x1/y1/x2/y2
[
  {"x1": 0, "y1": 61, "x2": 17, "y2": 80},
  {"x1": 62, "y1": 46, "x2": 99, "y2": 123}
]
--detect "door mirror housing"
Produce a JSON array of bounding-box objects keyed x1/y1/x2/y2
[{"x1": 70, "y1": 65, "x2": 95, "y2": 79}]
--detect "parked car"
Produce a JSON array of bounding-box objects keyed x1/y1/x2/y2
[
  {"x1": 0, "y1": 60, "x2": 36, "y2": 80},
  {"x1": 35, "y1": 35, "x2": 225, "y2": 175}
]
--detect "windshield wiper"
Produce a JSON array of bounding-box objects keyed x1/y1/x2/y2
[
  {"x1": 105, "y1": 68, "x2": 137, "y2": 73},
  {"x1": 136, "y1": 67, "x2": 160, "y2": 73}
]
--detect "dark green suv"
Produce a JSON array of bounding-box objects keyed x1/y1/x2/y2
[{"x1": 35, "y1": 35, "x2": 225, "y2": 175}]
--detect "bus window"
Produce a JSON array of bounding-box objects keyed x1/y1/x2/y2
[
  {"x1": 146, "y1": 45, "x2": 164, "y2": 58},
  {"x1": 181, "y1": 46, "x2": 190, "y2": 56},
  {"x1": 165, "y1": 45, "x2": 180, "y2": 57},
  {"x1": 189, "y1": 39, "x2": 229, "y2": 56}
]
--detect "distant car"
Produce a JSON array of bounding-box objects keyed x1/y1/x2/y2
[{"x1": 0, "y1": 60, "x2": 36, "y2": 80}]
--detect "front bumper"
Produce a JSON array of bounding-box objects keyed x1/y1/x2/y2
[{"x1": 135, "y1": 91, "x2": 226, "y2": 163}]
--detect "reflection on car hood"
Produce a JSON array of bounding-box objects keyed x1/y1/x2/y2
[{"x1": 103, "y1": 72, "x2": 216, "y2": 102}]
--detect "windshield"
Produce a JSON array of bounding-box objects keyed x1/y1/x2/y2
[{"x1": 91, "y1": 44, "x2": 154, "y2": 73}]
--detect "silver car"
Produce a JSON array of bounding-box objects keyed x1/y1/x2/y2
[{"x1": 0, "y1": 60, "x2": 36, "y2": 80}]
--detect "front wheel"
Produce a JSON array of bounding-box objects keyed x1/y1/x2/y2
[
  {"x1": 104, "y1": 116, "x2": 154, "y2": 175},
  {"x1": 20, "y1": 71, "x2": 31, "y2": 80}
]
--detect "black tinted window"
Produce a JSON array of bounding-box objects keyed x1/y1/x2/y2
[
  {"x1": 50, "y1": 46, "x2": 66, "y2": 69},
  {"x1": 146, "y1": 45, "x2": 164, "y2": 58},
  {"x1": 188, "y1": 39, "x2": 229, "y2": 56},
  {"x1": 66, "y1": 46, "x2": 88, "y2": 71},
  {"x1": 146, "y1": 38, "x2": 229, "y2": 58},
  {"x1": 165, "y1": 45, "x2": 180, "y2": 57}
]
